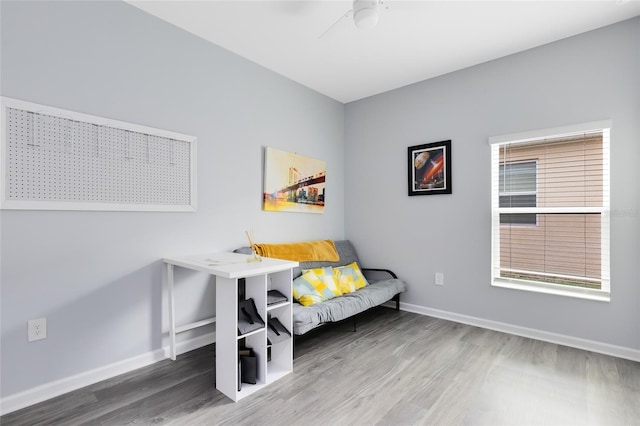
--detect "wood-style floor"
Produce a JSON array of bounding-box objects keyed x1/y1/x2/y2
[{"x1": 2, "y1": 308, "x2": 639, "y2": 425}]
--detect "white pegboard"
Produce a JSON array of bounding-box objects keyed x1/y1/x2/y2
[{"x1": 1, "y1": 97, "x2": 197, "y2": 211}]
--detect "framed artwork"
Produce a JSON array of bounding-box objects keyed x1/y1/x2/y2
[
  {"x1": 263, "y1": 147, "x2": 326, "y2": 214},
  {"x1": 408, "y1": 140, "x2": 452, "y2": 196}
]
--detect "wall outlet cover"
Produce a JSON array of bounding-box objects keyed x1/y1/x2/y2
[{"x1": 28, "y1": 318, "x2": 47, "y2": 342}]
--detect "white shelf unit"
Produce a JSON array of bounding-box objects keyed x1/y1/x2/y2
[
  {"x1": 163, "y1": 253, "x2": 297, "y2": 402},
  {"x1": 265, "y1": 270, "x2": 294, "y2": 384}
]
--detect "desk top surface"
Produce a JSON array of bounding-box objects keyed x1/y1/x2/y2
[{"x1": 163, "y1": 252, "x2": 298, "y2": 278}]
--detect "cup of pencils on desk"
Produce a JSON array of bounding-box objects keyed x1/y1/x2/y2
[{"x1": 245, "y1": 230, "x2": 262, "y2": 263}]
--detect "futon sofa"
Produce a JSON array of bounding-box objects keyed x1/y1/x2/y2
[{"x1": 236, "y1": 240, "x2": 406, "y2": 335}]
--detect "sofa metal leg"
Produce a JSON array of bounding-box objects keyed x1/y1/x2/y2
[
  {"x1": 353, "y1": 317, "x2": 357, "y2": 332},
  {"x1": 394, "y1": 294, "x2": 400, "y2": 311}
]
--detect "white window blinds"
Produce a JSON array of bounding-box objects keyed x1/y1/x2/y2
[{"x1": 490, "y1": 121, "x2": 610, "y2": 300}]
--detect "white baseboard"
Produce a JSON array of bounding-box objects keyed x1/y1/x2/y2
[
  {"x1": 0, "y1": 332, "x2": 216, "y2": 416},
  {"x1": 4, "y1": 303, "x2": 639, "y2": 416},
  {"x1": 397, "y1": 302, "x2": 640, "y2": 363}
]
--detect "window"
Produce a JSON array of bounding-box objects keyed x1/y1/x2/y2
[
  {"x1": 499, "y1": 160, "x2": 537, "y2": 225},
  {"x1": 489, "y1": 121, "x2": 610, "y2": 301}
]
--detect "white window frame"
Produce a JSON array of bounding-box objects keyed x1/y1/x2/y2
[{"x1": 489, "y1": 120, "x2": 611, "y2": 302}]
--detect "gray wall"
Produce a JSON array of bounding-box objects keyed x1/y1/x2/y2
[
  {"x1": 345, "y1": 17, "x2": 639, "y2": 350},
  {"x1": 0, "y1": 1, "x2": 345, "y2": 397}
]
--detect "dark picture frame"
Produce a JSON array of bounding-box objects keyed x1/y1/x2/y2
[{"x1": 408, "y1": 140, "x2": 452, "y2": 196}]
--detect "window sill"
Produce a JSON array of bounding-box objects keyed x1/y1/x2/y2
[{"x1": 492, "y1": 279, "x2": 610, "y2": 302}]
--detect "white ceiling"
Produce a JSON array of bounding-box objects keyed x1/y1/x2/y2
[{"x1": 128, "y1": 1, "x2": 640, "y2": 103}]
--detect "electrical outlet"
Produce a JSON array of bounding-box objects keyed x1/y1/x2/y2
[
  {"x1": 435, "y1": 272, "x2": 444, "y2": 286},
  {"x1": 28, "y1": 318, "x2": 47, "y2": 342}
]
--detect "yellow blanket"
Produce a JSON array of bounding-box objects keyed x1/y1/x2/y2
[{"x1": 254, "y1": 240, "x2": 340, "y2": 262}]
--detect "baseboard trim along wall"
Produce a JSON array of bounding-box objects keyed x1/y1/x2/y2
[
  {"x1": 395, "y1": 302, "x2": 640, "y2": 363},
  {"x1": 4, "y1": 301, "x2": 640, "y2": 416},
  {"x1": 0, "y1": 332, "x2": 216, "y2": 416}
]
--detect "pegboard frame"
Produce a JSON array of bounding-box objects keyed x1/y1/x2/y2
[{"x1": 1, "y1": 97, "x2": 197, "y2": 212}]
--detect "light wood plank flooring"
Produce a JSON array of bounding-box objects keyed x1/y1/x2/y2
[{"x1": 2, "y1": 308, "x2": 639, "y2": 425}]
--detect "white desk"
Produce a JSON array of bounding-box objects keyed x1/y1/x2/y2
[{"x1": 163, "y1": 252, "x2": 297, "y2": 401}]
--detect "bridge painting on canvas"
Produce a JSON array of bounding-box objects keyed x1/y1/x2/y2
[{"x1": 263, "y1": 147, "x2": 326, "y2": 214}]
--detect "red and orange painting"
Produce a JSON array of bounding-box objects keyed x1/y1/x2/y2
[{"x1": 408, "y1": 140, "x2": 452, "y2": 196}]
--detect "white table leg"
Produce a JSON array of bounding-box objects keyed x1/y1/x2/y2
[{"x1": 167, "y1": 263, "x2": 177, "y2": 360}]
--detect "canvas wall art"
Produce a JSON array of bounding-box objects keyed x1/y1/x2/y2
[{"x1": 263, "y1": 147, "x2": 326, "y2": 214}]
